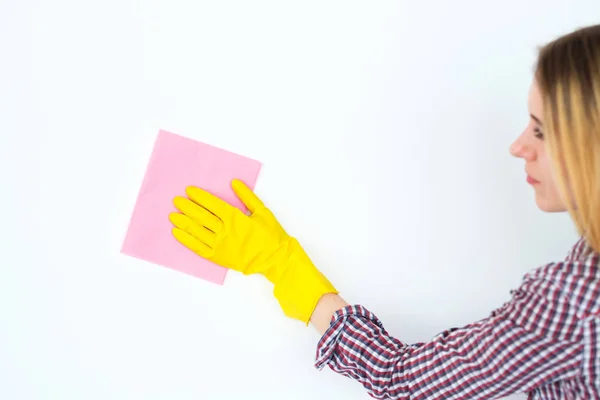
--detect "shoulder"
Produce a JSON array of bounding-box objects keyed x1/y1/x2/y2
[
  {"x1": 520, "y1": 237, "x2": 600, "y2": 321},
  {"x1": 564, "y1": 236, "x2": 594, "y2": 262}
]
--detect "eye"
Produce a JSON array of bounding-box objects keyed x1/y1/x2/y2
[{"x1": 534, "y1": 127, "x2": 544, "y2": 140}]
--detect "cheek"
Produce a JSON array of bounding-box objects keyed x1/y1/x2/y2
[{"x1": 539, "y1": 152, "x2": 569, "y2": 210}]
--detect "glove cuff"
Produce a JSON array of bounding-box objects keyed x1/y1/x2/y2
[{"x1": 272, "y1": 238, "x2": 338, "y2": 325}]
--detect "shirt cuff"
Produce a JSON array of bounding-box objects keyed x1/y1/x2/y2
[{"x1": 314, "y1": 304, "x2": 384, "y2": 370}]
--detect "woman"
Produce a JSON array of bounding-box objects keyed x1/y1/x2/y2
[{"x1": 168, "y1": 24, "x2": 600, "y2": 399}]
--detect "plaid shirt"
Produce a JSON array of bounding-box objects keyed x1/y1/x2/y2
[{"x1": 315, "y1": 238, "x2": 600, "y2": 399}]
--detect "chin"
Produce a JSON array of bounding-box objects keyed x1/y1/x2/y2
[
  {"x1": 535, "y1": 196, "x2": 567, "y2": 213},
  {"x1": 538, "y1": 205, "x2": 565, "y2": 213}
]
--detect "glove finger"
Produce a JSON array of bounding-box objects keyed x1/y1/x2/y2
[
  {"x1": 232, "y1": 179, "x2": 264, "y2": 213},
  {"x1": 173, "y1": 196, "x2": 221, "y2": 232},
  {"x1": 185, "y1": 186, "x2": 231, "y2": 220},
  {"x1": 172, "y1": 227, "x2": 213, "y2": 258},
  {"x1": 169, "y1": 212, "x2": 216, "y2": 247}
]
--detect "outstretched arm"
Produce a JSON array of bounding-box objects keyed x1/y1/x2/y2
[{"x1": 168, "y1": 182, "x2": 592, "y2": 399}]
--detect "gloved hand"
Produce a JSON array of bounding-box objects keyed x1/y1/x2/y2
[{"x1": 169, "y1": 179, "x2": 338, "y2": 325}]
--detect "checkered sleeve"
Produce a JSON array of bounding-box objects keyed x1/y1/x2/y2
[{"x1": 314, "y1": 262, "x2": 589, "y2": 399}]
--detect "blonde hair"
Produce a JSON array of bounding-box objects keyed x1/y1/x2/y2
[{"x1": 536, "y1": 24, "x2": 600, "y2": 252}]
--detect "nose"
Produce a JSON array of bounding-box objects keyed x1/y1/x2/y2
[{"x1": 509, "y1": 137, "x2": 535, "y2": 161}]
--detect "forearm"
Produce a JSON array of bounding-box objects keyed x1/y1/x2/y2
[
  {"x1": 314, "y1": 304, "x2": 412, "y2": 399},
  {"x1": 310, "y1": 293, "x2": 349, "y2": 334}
]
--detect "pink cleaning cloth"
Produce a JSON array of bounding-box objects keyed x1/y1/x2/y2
[{"x1": 121, "y1": 129, "x2": 261, "y2": 284}]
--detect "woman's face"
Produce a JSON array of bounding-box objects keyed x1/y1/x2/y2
[{"x1": 509, "y1": 80, "x2": 567, "y2": 212}]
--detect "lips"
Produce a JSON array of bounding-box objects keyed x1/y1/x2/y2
[{"x1": 527, "y1": 175, "x2": 540, "y2": 185}]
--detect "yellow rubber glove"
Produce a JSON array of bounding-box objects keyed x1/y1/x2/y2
[{"x1": 168, "y1": 179, "x2": 338, "y2": 325}]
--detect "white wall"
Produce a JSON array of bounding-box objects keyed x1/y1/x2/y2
[{"x1": 1, "y1": 1, "x2": 598, "y2": 399}]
